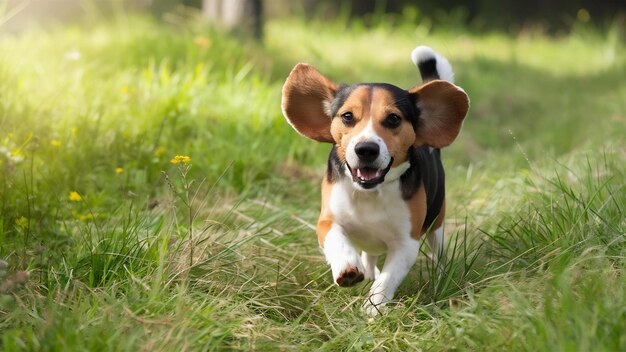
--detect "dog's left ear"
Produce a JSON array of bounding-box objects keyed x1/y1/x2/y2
[
  {"x1": 281, "y1": 64, "x2": 337, "y2": 143},
  {"x1": 409, "y1": 80, "x2": 470, "y2": 148}
]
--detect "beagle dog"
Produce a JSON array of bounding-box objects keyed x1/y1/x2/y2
[{"x1": 281, "y1": 46, "x2": 469, "y2": 315}]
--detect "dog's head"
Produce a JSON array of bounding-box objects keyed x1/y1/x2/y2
[{"x1": 281, "y1": 62, "x2": 469, "y2": 190}]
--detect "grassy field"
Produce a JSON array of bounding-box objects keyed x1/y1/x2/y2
[{"x1": 1, "y1": 11, "x2": 625, "y2": 351}]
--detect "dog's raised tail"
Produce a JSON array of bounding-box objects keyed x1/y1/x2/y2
[{"x1": 411, "y1": 46, "x2": 455, "y2": 83}]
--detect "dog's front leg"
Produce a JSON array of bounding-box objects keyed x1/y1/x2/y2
[
  {"x1": 363, "y1": 239, "x2": 421, "y2": 315},
  {"x1": 322, "y1": 224, "x2": 365, "y2": 287},
  {"x1": 361, "y1": 252, "x2": 380, "y2": 281}
]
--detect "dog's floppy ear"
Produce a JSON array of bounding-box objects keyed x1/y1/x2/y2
[
  {"x1": 281, "y1": 64, "x2": 337, "y2": 143},
  {"x1": 409, "y1": 80, "x2": 469, "y2": 148}
]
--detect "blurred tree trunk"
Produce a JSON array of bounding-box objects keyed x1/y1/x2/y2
[{"x1": 202, "y1": 0, "x2": 263, "y2": 40}]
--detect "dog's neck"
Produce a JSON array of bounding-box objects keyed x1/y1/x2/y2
[{"x1": 383, "y1": 161, "x2": 410, "y2": 184}]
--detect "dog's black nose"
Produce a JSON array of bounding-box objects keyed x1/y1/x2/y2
[{"x1": 355, "y1": 142, "x2": 380, "y2": 162}]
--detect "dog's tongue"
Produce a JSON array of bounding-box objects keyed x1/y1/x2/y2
[{"x1": 356, "y1": 168, "x2": 382, "y2": 181}]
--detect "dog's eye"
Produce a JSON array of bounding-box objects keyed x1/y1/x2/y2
[
  {"x1": 383, "y1": 113, "x2": 402, "y2": 128},
  {"x1": 341, "y1": 112, "x2": 355, "y2": 125}
]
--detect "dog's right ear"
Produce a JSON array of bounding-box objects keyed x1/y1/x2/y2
[{"x1": 281, "y1": 64, "x2": 337, "y2": 143}]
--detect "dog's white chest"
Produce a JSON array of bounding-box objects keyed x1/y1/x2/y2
[{"x1": 329, "y1": 178, "x2": 411, "y2": 255}]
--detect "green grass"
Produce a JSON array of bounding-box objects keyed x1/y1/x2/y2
[{"x1": 1, "y1": 10, "x2": 625, "y2": 351}]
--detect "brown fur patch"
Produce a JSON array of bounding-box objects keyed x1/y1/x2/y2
[
  {"x1": 407, "y1": 188, "x2": 446, "y2": 240},
  {"x1": 406, "y1": 182, "x2": 428, "y2": 240},
  {"x1": 409, "y1": 80, "x2": 469, "y2": 148},
  {"x1": 316, "y1": 177, "x2": 334, "y2": 247},
  {"x1": 336, "y1": 267, "x2": 364, "y2": 287},
  {"x1": 281, "y1": 64, "x2": 337, "y2": 143}
]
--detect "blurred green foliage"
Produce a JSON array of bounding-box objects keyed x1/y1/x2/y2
[{"x1": 176, "y1": 0, "x2": 625, "y2": 33}]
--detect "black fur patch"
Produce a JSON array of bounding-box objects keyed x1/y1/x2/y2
[
  {"x1": 417, "y1": 58, "x2": 440, "y2": 81},
  {"x1": 400, "y1": 147, "x2": 445, "y2": 230},
  {"x1": 326, "y1": 145, "x2": 345, "y2": 183},
  {"x1": 328, "y1": 84, "x2": 359, "y2": 117}
]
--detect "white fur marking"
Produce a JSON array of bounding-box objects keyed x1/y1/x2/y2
[
  {"x1": 385, "y1": 161, "x2": 410, "y2": 183},
  {"x1": 328, "y1": 176, "x2": 422, "y2": 315},
  {"x1": 345, "y1": 119, "x2": 391, "y2": 174},
  {"x1": 364, "y1": 239, "x2": 421, "y2": 315},
  {"x1": 323, "y1": 223, "x2": 364, "y2": 285},
  {"x1": 361, "y1": 252, "x2": 380, "y2": 280},
  {"x1": 329, "y1": 177, "x2": 411, "y2": 256},
  {"x1": 427, "y1": 227, "x2": 445, "y2": 268},
  {"x1": 322, "y1": 100, "x2": 333, "y2": 117}
]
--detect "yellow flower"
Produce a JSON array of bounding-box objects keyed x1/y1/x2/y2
[
  {"x1": 71, "y1": 211, "x2": 97, "y2": 221},
  {"x1": 194, "y1": 63, "x2": 205, "y2": 76},
  {"x1": 115, "y1": 167, "x2": 124, "y2": 174},
  {"x1": 154, "y1": 146, "x2": 167, "y2": 157},
  {"x1": 15, "y1": 216, "x2": 28, "y2": 228},
  {"x1": 193, "y1": 36, "x2": 212, "y2": 49},
  {"x1": 170, "y1": 155, "x2": 191, "y2": 164},
  {"x1": 577, "y1": 8, "x2": 590, "y2": 23},
  {"x1": 68, "y1": 191, "x2": 82, "y2": 202},
  {"x1": 78, "y1": 213, "x2": 95, "y2": 221},
  {"x1": 51, "y1": 139, "x2": 61, "y2": 147}
]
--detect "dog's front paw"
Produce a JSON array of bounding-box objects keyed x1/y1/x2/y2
[
  {"x1": 327, "y1": 248, "x2": 364, "y2": 287},
  {"x1": 363, "y1": 293, "x2": 388, "y2": 316},
  {"x1": 336, "y1": 267, "x2": 365, "y2": 287}
]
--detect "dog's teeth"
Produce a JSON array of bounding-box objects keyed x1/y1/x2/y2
[{"x1": 354, "y1": 168, "x2": 385, "y2": 182}]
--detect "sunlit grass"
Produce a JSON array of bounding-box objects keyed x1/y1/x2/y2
[{"x1": 0, "y1": 11, "x2": 625, "y2": 350}]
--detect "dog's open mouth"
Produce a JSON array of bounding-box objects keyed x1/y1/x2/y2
[{"x1": 347, "y1": 159, "x2": 393, "y2": 189}]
